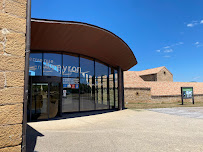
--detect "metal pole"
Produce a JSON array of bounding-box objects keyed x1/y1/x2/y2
[{"x1": 22, "y1": 0, "x2": 31, "y2": 151}]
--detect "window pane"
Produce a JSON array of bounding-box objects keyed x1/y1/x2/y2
[
  {"x1": 109, "y1": 67, "x2": 114, "y2": 109},
  {"x1": 95, "y1": 61, "x2": 108, "y2": 78},
  {"x1": 29, "y1": 53, "x2": 42, "y2": 76},
  {"x1": 63, "y1": 54, "x2": 79, "y2": 78},
  {"x1": 62, "y1": 78, "x2": 79, "y2": 112},
  {"x1": 115, "y1": 70, "x2": 118, "y2": 108},
  {"x1": 80, "y1": 77, "x2": 95, "y2": 111},
  {"x1": 95, "y1": 61, "x2": 108, "y2": 110},
  {"x1": 80, "y1": 57, "x2": 94, "y2": 79},
  {"x1": 80, "y1": 57, "x2": 95, "y2": 111},
  {"x1": 43, "y1": 53, "x2": 62, "y2": 77}
]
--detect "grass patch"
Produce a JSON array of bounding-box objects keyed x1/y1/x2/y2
[{"x1": 126, "y1": 102, "x2": 203, "y2": 109}]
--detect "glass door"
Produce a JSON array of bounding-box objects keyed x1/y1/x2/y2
[
  {"x1": 49, "y1": 82, "x2": 60, "y2": 119},
  {"x1": 31, "y1": 83, "x2": 49, "y2": 120},
  {"x1": 30, "y1": 81, "x2": 61, "y2": 121}
]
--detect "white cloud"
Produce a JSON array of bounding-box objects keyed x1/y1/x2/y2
[
  {"x1": 195, "y1": 42, "x2": 199, "y2": 45},
  {"x1": 194, "y1": 41, "x2": 203, "y2": 47},
  {"x1": 192, "y1": 76, "x2": 200, "y2": 80},
  {"x1": 156, "y1": 50, "x2": 161, "y2": 53},
  {"x1": 187, "y1": 23, "x2": 194, "y2": 27},
  {"x1": 187, "y1": 20, "x2": 203, "y2": 27},
  {"x1": 164, "y1": 49, "x2": 173, "y2": 53},
  {"x1": 163, "y1": 46, "x2": 170, "y2": 49}
]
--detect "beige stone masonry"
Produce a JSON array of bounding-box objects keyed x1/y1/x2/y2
[
  {"x1": 0, "y1": 145, "x2": 21, "y2": 152},
  {"x1": 0, "y1": 0, "x2": 3, "y2": 11},
  {"x1": 0, "y1": 31, "x2": 4, "y2": 41},
  {"x1": 0, "y1": 124, "x2": 22, "y2": 148},
  {"x1": 5, "y1": 0, "x2": 26, "y2": 18},
  {"x1": 0, "y1": 87, "x2": 24, "y2": 105},
  {"x1": 0, "y1": 104, "x2": 23, "y2": 125},
  {"x1": 5, "y1": 71, "x2": 24, "y2": 87},
  {"x1": 0, "y1": 72, "x2": 5, "y2": 88},
  {"x1": 0, "y1": 55, "x2": 25, "y2": 71},
  {"x1": 5, "y1": 32, "x2": 25, "y2": 56},
  {"x1": 13, "y1": 0, "x2": 27, "y2": 4},
  {"x1": 0, "y1": 0, "x2": 27, "y2": 150},
  {"x1": 0, "y1": 12, "x2": 26, "y2": 33}
]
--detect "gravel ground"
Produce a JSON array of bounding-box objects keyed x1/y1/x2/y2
[{"x1": 27, "y1": 108, "x2": 203, "y2": 152}]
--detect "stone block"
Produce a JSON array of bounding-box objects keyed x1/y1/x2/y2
[
  {"x1": 0, "y1": 145, "x2": 21, "y2": 152},
  {"x1": 0, "y1": 55, "x2": 25, "y2": 71},
  {"x1": 13, "y1": 0, "x2": 27, "y2": 4},
  {"x1": 0, "y1": 0, "x2": 3, "y2": 11},
  {"x1": 0, "y1": 31, "x2": 4, "y2": 41},
  {"x1": 0, "y1": 12, "x2": 26, "y2": 33},
  {"x1": 5, "y1": 0, "x2": 26, "y2": 18},
  {"x1": 0, "y1": 72, "x2": 5, "y2": 88},
  {"x1": 5, "y1": 32, "x2": 25, "y2": 56},
  {"x1": 6, "y1": 71, "x2": 24, "y2": 87},
  {"x1": 0, "y1": 87, "x2": 24, "y2": 105},
  {"x1": 0, "y1": 104, "x2": 23, "y2": 125},
  {"x1": 0, "y1": 43, "x2": 3, "y2": 54},
  {"x1": 0, "y1": 124, "x2": 22, "y2": 148}
]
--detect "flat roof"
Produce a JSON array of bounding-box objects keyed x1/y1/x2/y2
[{"x1": 31, "y1": 19, "x2": 137, "y2": 71}]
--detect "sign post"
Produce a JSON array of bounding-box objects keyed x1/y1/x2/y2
[{"x1": 181, "y1": 87, "x2": 194, "y2": 105}]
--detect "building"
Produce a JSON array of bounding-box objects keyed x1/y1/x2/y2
[
  {"x1": 0, "y1": 2, "x2": 137, "y2": 150},
  {"x1": 28, "y1": 19, "x2": 137, "y2": 121},
  {"x1": 124, "y1": 66, "x2": 203, "y2": 103}
]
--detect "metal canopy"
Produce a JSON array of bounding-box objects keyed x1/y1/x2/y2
[{"x1": 31, "y1": 19, "x2": 137, "y2": 71}]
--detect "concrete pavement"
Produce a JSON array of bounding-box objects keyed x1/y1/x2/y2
[{"x1": 27, "y1": 108, "x2": 203, "y2": 152}]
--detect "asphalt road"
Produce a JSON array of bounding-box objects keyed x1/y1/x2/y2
[{"x1": 27, "y1": 107, "x2": 203, "y2": 152}]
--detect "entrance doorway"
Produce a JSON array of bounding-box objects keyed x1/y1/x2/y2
[{"x1": 28, "y1": 76, "x2": 61, "y2": 121}]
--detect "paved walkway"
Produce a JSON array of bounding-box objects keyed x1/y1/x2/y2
[{"x1": 27, "y1": 108, "x2": 203, "y2": 152}]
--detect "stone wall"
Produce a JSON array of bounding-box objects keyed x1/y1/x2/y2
[
  {"x1": 140, "y1": 74, "x2": 157, "y2": 81},
  {"x1": 157, "y1": 68, "x2": 173, "y2": 82},
  {"x1": 0, "y1": 0, "x2": 27, "y2": 151},
  {"x1": 151, "y1": 94, "x2": 203, "y2": 103},
  {"x1": 124, "y1": 88, "x2": 203, "y2": 104},
  {"x1": 124, "y1": 88, "x2": 151, "y2": 103}
]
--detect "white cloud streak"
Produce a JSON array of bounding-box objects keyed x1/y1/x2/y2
[
  {"x1": 164, "y1": 49, "x2": 173, "y2": 53},
  {"x1": 187, "y1": 20, "x2": 203, "y2": 27}
]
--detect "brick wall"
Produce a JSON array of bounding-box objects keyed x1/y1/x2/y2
[{"x1": 0, "y1": 0, "x2": 27, "y2": 151}]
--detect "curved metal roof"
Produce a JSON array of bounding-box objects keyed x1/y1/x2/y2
[{"x1": 31, "y1": 19, "x2": 137, "y2": 71}]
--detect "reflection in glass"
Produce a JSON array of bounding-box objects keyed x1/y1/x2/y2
[
  {"x1": 29, "y1": 53, "x2": 42, "y2": 76},
  {"x1": 63, "y1": 54, "x2": 79, "y2": 78},
  {"x1": 49, "y1": 82, "x2": 59, "y2": 118},
  {"x1": 115, "y1": 70, "x2": 118, "y2": 108},
  {"x1": 31, "y1": 83, "x2": 48, "y2": 120},
  {"x1": 62, "y1": 78, "x2": 79, "y2": 112},
  {"x1": 80, "y1": 57, "x2": 95, "y2": 111},
  {"x1": 95, "y1": 61, "x2": 108, "y2": 110},
  {"x1": 43, "y1": 53, "x2": 62, "y2": 77},
  {"x1": 109, "y1": 67, "x2": 115, "y2": 109}
]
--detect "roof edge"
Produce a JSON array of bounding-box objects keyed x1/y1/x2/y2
[{"x1": 31, "y1": 18, "x2": 138, "y2": 70}]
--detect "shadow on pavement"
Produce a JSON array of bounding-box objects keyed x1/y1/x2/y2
[
  {"x1": 52, "y1": 109, "x2": 118, "y2": 121},
  {"x1": 26, "y1": 124, "x2": 44, "y2": 152}
]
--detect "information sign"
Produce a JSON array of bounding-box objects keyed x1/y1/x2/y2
[{"x1": 181, "y1": 87, "x2": 194, "y2": 105}]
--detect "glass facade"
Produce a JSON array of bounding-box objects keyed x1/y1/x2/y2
[{"x1": 29, "y1": 52, "x2": 119, "y2": 119}]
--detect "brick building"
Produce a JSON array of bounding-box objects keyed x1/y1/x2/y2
[{"x1": 124, "y1": 66, "x2": 203, "y2": 104}]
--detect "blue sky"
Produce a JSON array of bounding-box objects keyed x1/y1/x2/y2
[{"x1": 32, "y1": 0, "x2": 203, "y2": 82}]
